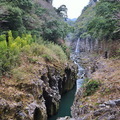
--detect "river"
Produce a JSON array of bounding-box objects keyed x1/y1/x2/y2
[
  {"x1": 48, "y1": 38, "x2": 85, "y2": 120},
  {"x1": 48, "y1": 86, "x2": 76, "y2": 120}
]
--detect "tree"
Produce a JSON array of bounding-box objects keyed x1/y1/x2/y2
[
  {"x1": 42, "y1": 20, "x2": 71, "y2": 43},
  {"x1": 87, "y1": 0, "x2": 120, "y2": 40},
  {"x1": 56, "y1": 5, "x2": 68, "y2": 20},
  {"x1": 0, "y1": 5, "x2": 23, "y2": 31}
]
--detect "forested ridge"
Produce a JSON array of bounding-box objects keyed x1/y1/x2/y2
[
  {"x1": 0, "y1": 1, "x2": 78, "y2": 120},
  {"x1": 73, "y1": 0, "x2": 120, "y2": 57},
  {"x1": 0, "y1": 0, "x2": 70, "y2": 38},
  {"x1": 0, "y1": 0, "x2": 73, "y2": 76},
  {"x1": 0, "y1": 0, "x2": 120, "y2": 120},
  {"x1": 70, "y1": 1, "x2": 120, "y2": 120}
]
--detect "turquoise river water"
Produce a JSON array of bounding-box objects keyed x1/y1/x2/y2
[
  {"x1": 48, "y1": 86, "x2": 76, "y2": 120},
  {"x1": 48, "y1": 38, "x2": 84, "y2": 120}
]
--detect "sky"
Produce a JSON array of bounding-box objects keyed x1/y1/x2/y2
[{"x1": 53, "y1": 0, "x2": 89, "y2": 19}]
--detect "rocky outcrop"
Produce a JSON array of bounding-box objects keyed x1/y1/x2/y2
[
  {"x1": 70, "y1": 53, "x2": 120, "y2": 120},
  {"x1": 46, "y1": 0, "x2": 53, "y2": 4},
  {"x1": 89, "y1": 0, "x2": 97, "y2": 6},
  {"x1": 41, "y1": 64, "x2": 77, "y2": 117},
  {"x1": 0, "y1": 62, "x2": 77, "y2": 120},
  {"x1": 56, "y1": 51, "x2": 120, "y2": 120},
  {"x1": 71, "y1": 97, "x2": 120, "y2": 120}
]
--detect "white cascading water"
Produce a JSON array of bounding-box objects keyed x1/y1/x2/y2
[
  {"x1": 75, "y1": 38, "x2": 80, "y2": 53},
  {"x1": 71, "y1": 38, "x2": 85, "y2": 93}
]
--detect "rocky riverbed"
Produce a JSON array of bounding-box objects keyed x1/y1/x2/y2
[{"x1": 58, "y1": 52, "x2": 120, "y2": 120}]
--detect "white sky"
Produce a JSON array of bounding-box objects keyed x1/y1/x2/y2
[{"x1": 53, "y1": 0, "x2": 89, "y2": 19}]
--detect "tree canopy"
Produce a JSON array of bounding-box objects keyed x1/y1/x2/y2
[
  {"x1": 88, "y1": 0, "x2": 120, "y2": 40},
  {"x1": 56, "y1": 5, "x2": 68, "y2": 20}
]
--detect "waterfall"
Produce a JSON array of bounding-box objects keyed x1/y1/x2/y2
[
  {"x1": 70, "y1": 57, "x2": 85, "y2": 92},
  {"x1": 71, "y1": 38, "x2": 85, "y2": 93},
  {"x1": 75, "y1": 38, "x2": 80, "y2": 53}
]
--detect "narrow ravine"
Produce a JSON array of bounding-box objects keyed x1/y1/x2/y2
[
  {"x1": 48, "y1": 38, "x2": 85, "y2": 120},
  {"x1": 72, "y1": 38, "x2": 85, "y2": 92},
  {"x1": 48, "y1": 86, "x2": 76, "y2": 120}
]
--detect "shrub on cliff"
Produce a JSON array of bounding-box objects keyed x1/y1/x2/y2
[
  {"x1": 42, "y1": 20, "x2": 72, "y2": 43},
  {"x1": 47, "y1": 43, "x2": 68, "y2": 61},
  {"x1": 83, "y1": 79, "x2": 100, "y2": 96},
  {"x1": 0, "y1": 31, "x2": 34, "y2": 75},
  {"x1": 0, "y1": 31, "x2": 68, "y2": 76}
]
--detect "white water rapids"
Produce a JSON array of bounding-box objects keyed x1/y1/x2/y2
[
  {"x1": 71, "y1": 38, "x2": 85, "y2": 92},
  {"x1": 75, "y1": 38, "x2": 80, "y2": 53}
]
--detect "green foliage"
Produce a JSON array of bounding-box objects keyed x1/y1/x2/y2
[
  {"x1": 28, "y1": 42, "x2": 68, "y2": 62},
  {"x1": 34, "y1": 3, "x2": 46, "y2": 16},
  {"x1": 42, "y1": 20, "x2": 62, "y2": 42},
  {"x1": 0, "y1": 4, "x2": 23, "y2": 30},
  {"x1": 21, "y1": 45, "x2": 31, "y2": 54},
  {"x1": 87, "y1": 0, "x2": 120, "y2": 40},
  {"x1": 28, "y1": 57, "x2": 38, "y2": 64},
  {"x1": 61, "y1": 44, "x2": 70, "y2": 58},
  {"x1": 0, "y1": 34, "x2": 6, "y2": 42},
  {"x1": 8, "y1": 0, "x2": 33, "y2": 11},
  {"x1": 0, "y1": 32, "x2": 12, "y2": 74},
  {"x1": 82, "y1": 78, "x2": 89, "y2": 85},
  {"x1": 0, "y1": 31, "x2": 34, "y2": 75},
  {"x1": 41, "y1": 54, "x2": 53, "y2": 62},
  {"x1": 56, "y1": 5, "x2": 68, "y2": 20},
  {"x1": 42, "y1": 20, "x2": 72, "y2": 43},
  {"x1": 83, "y1": 79, "x2": 100, "y2": 96},
  {"x1": 0, "y1": 30, "x2": 68, "y2": 77},
  {"x1": 74, "y1": 5, "x2": 95, "y2": 39},
  {"x1": 47, "y1": 43, "x2": 68, "y2": 61},
  {"x1": 0, "y1": 0, "x2": 71, "y2": 76},
  {"x1": 74, "y1": 0, "x2": 120, "y2": 41}
]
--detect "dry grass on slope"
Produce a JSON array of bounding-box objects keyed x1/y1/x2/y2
[
  {"x1": 81, "y1": 56, "x2": 120, "y2": 106},
  {"x1": 71, "y1": 53, "x2": 120, "y2": 120},
  {"x1": 91, "y1": 58, "x2": 120, "y2": 103}
]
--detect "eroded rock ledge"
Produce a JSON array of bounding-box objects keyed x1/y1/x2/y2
[
  {"x1": 0, "y1": 61, "x2": 77, "y2": 120},
  {"x1": 58, "y1": 52, "x2": 120, "y2": 120},
  {"x1": 71, "y1": 53, "x2": 120, "y2": 120}
]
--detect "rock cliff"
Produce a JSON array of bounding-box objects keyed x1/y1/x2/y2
[
  {"x1": 57, "y1": 52, "x2": 120, "y2": 120},
  {"x1": 71, "y1": 52, "x2": 120, "y2": 120},
  {"x1": 89, "y1": 0, "x2": 97, "y2": 5},
  {"x1": 0, "y1": 59, "x2": 77, "y2": 120}
]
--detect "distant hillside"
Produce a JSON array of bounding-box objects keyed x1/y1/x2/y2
[
  {"x1": 67, "y1": 18, "x2": 77, "y2": 22},
  {"x1": 66, "y1": 18, "x2": 77, "y2": 27},
  {"x1": 70, "y1": 1, "x2": 120, "y2": 120},
  {"x1": 72, "y1": 0, "x2": 120, "y2": 57},
  {"x1": 0, "y1": 0, "x2": 71, "y2": 40},
  {"x1": 0, "y1": 0, "x2": 52, "y2": 33}
]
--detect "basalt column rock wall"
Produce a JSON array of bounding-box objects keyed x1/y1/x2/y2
[
  {"x1": 42, "y1": 64, "x2": 77, "y2": 117},
  {"x1": 0, "y1": 62, "x2": 77, "y2": 120}
]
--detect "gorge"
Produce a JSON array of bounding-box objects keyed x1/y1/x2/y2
[
  {"x1": 0, "y1": 0, "x2": 120, "y2": 120},
  {"x1": 48, "y1": 38, "x2": 86, "y2": 120}
]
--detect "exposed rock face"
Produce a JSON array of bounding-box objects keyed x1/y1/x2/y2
[
  {"x1": 70, "y1": 53, "x2": 120, "y2": 120},
  {"x1": 89, "y1": 0, "x2": 97, "y2": 5},
  {"x1": 44, "y1": 64, "x2": 77, "y2": 117},
  {"x1": 46, "y1": 0, "x2": 53, "y2": 4},
  {"x1": 0, "y1": 62, "x2": 77, "y2": 120},
  {"x1": 57, "y1": 116, "x2": 75, "y2": 120},
  {"x1": 56, "y1": 51, "x2": 120, "y2": 120},
  {"x1": 71, "y1": 96, "x2": 120, "y2": 120}
]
